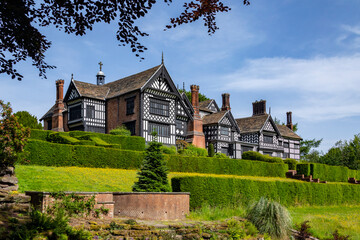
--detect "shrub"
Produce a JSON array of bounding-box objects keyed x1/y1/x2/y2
[
  {"x1": 214, "y1": 152, "x2": 229, "y2": 158},
  {"x1": 30, "y1": 129, "x2": 52, "y2": 140},
  {"x1": 132, "y1": 135, "x2": 171, "y2": 192},
  {"x1": 296, "y1": 163, "x2": 311, "y2": 176},
  {"x1": 246, "y1": 197, "x2": 291, "y2": 239},
  {"x1": 160, "y1": 145, "x2": 177, "y2": 155},
  {"x1": 47, "y1": 132, "x2": 80, "y2": 145},
  {"x1": 0, "y1": 100, "x2": 30, "y2": 168},
  {"x1": 171, "y1": 175, "x2": 360, "y2": 209},
  {"x1": 283, "y1": 158, "x2": 297, "y2": 170},
  {"x1": 178, "y1": 144, "x2": 208, "y2": 157},
  {"x1": 14, "y1": 111, "x2": 42, "y2": 129},
  {"x1": 110, "y1": 125, "x2": 131, "y2": 136},
  {"x1": 242, "y1": 151, "x2": 283, "y2": 163},
  {"x1": 208, "y1": 143, "x2": 215, "y2": 157}
]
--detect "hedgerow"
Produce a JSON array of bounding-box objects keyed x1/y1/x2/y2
[
  {"x1": 165, "y1": 155, "x2": 288, "y2": 178},
  {"x1": 30, "y1": 129, "x2": 145, "y2": 151},
  {"x1": 242, "y1": 151, "x2": 283, "y2": 163},
  {"x1": 296, "y1": 163, "x2": 360, "y2": 182},
  {"x1": 283, "y1": 158, "x2": 297, "y2": 170},
  {"x1": 21, "y1": 140, "x2": 288, "y2": 178},
  {"x1": 171, "y1": 176, "x2": 360, "y2": 209}
]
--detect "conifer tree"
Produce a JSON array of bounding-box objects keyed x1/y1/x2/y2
[
  {"x1": 208, "y1": 143, "x2": 215, "y2": 157},
  {"x1": 132, "y1": 133, "x2": 171, "y2": 192}
]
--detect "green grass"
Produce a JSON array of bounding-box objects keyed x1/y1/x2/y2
[
  {"x1": 289, "y1": 205, "x2": 360, "y2": 240},
  {"x1": 187, "y1": 204, "x2": 246, "y2": 221},
  {"x1": 16, "y1": 165, "x2": 301, "y2": 192}
]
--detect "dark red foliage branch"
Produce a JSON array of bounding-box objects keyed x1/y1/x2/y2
[
  {"x1": 0, "y1": 0, "x2": 250, "y2": 81},
  {"x1": 0, "y1": 100, "x2": 30, "y2": 169}
]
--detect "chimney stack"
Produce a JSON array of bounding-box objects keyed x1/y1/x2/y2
[
  {"x1": 286, "y1": 111, "x2": 293, "y2": 131},
  {"x1": 190, "y1": 85, "x2": 200, "y2": 116},
  {"x1": 186, "y1": 85, "x2": 205, "y2": 149},
  {"x1": 52, "y1": 79, "x2": 65, "y2": 132},
  {"x1": 252, "y1": 100, "x2": 266, "y2": 116},
  {"x1": 221, "y1": 93, "x2": 231, "y2": 111}
]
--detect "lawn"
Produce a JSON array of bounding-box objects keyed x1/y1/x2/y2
[
  {"x1": 15, "y1": 165, "x2": 301, "y2": 192},
  {"x1": 15, "y1": 165, "x2": 360, "y2": 239}
]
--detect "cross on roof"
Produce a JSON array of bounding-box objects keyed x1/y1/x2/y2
[{"x1": 98, "y1": 61, "x2": 103, "y2": 71}]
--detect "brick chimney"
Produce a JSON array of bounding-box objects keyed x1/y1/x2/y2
[
  {"x1": 52, "y1": 79, "x2": 65, "y2": 132},
  {"x1": 186, "y1": 85, "x2": 205, "y2": 148},
  {"x1": 286, "y1": 111, "x2": 293, "y2": 131},
  {"x1": 252, "y1": 100, "x2": 266, "y2": 116},
  {"x1": 221, "y1": 93, "x2": 231, "y2": 111}
]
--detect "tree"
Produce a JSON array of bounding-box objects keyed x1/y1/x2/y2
[
  {"x1": 132, "y1": 133, "x2": 171, "y2": 192},
  {"x1": 1, "y1": 0, "x2": 250, "y2": 81},
  {"x1": 179, "y1": 89, "x2": 210, "y2": 102},
  {"x1": 300, "y1": 138, "x2": 322, "y2": 160},
  {"x1": 14, "y1": 111, "x2": 42, "y2": 129},
  {"x1": 208, "y1": 143, "x2": 215, "y2": 157},
  {"x1": 0, "y1": 100, "x2": 30, "y2": 169}
]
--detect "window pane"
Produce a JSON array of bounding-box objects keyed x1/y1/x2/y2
[
  {"x1": 148, "y1": 122, "x2": 170, "y2": 137},
  {"x1": 149, "y1": 98, "x2": 169, "y2": 117},
  {"x1": 264, "y1": 135, "x2": 273, "y2": 143}
]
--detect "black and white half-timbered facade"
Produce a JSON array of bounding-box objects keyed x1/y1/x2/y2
[{"x1": 42, "y1": 62, "x2": 301, "y2": 159}]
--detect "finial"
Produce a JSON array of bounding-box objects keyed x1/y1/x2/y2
[
  {"x1": 98, "y1": 61, "x2": 103, "y2": 71},
  {"x1": 183, "y1": 82, "x2": 185, "y2": 92},
  {"x1": 161, "y1": 52, "x2": 164, "y2": 64},
  {"x1": 71, "y1": 73, "x2": 73, "y2": 80}
]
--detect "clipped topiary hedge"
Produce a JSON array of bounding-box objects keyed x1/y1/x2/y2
[
  {"x1": 242, "y1": 151, "x2": 283, "y2": 163},
  {"x1": 296, "y1": 163, "x2": 360, "y2": 182},
  {"x1": 30, "y1": 129, "x2": 145, "y2": 151},
  {"x1": 165, "y1": 155, "x2": 288, "y2": 178},
  {"x1": 21, "y1": 139, "x2": 143, "y2": 169},
  {"x1": 171, "y1": 176, "x2": 360, "y2": 209},
  {"x1": 283, "y1": 158, "x2": 297, "y2": 170}
]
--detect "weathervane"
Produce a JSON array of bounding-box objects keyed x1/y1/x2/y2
[{"x1": 98, "y1": 61, "x2": 103, "y2": 71}]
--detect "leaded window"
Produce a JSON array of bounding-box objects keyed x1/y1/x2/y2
[
  {"x1": 124, "y1": 121, "x2": 136, "y2": 136},
  {"x1": 263, "y1": 135, "x2": 273, "y2": 144},
  {"x1": 149, "y1": 122, "x2": 170, "y2": 137},
  {"x1": 294, "y1": 143, "x2": 300, "y2": 149},
  {"x1": 86, "y1": 105, "x2": 95, "y2": 118},
  {"x1": 241, "y1": 146, "x2": 253, "y2": 152},
  {"x1": 150, "y1": 98, "x2": 169, "y2": 117},
  {"x1": 284, "y1": 142, "x2": 289, "y2": 148},
  {"x1": 220, "y1": 127, "x2": 229, "y2": 136},
  {"x1": 69, "y1": 105, "x2": 81, "y2": 120},
  {"x1": 126, "y1": 97, "x2": 135, "y2": 115}
]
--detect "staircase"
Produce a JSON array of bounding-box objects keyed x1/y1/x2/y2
[{"x1": 286, "y1": 170, "x2": 327, "y2": 183}]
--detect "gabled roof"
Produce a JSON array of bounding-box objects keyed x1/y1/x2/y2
[
  {"x1": 40, "y1": 104, "x2": 67, "y2": 121},
  {"x1": 203, "y1": 110, "x2": 241, "y2": 133},
  {"x1": 236, "y1": 114, "x2": 269, "y2": 133},
  {"x1": 199, "y1": 99, "x2": 220, "y2": 112},
  {"x1": 277, "y1": 124, "x2": 302, "y2": 140},
  {"x1": 72, "y1": 80, "x2": 110, "y2": 100},
  {"x1": 106, "y1": 65, "x2": 161, "y2": 98}
]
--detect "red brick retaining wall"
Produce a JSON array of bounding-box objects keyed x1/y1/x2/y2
[{"x1": 25, "y1": 192, "x2": 190, "y2": 220}]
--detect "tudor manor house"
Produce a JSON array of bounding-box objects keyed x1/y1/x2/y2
[{"x1": 41, "y1": 61, "x2": 302, "y2": 160}]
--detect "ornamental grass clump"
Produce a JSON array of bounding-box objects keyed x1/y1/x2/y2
[
  {"x1": 132, "y1": 133, "x2": 171, "y2": 192},
  {"x1": 246, "y1": 197, "x2": 292, "y2": 239}
]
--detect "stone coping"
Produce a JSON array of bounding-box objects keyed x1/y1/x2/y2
[{"x1": 25, "y1": 191, "x2": 190, "y2": 195}]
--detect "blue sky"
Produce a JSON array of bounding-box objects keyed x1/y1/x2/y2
[{"x1": 2, "y1": 0, "x2": 360, "y2": 153}]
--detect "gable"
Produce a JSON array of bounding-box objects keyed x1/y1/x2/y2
[
  {"x1": 64, "y1": 81, "x2": 80, "y2": 102},
  {"x1": 260, "y1": 115, "x2": 281, "y2": 136},
  {"x1": 150, "y1": 76, "x2": 171, "y2": 92},
  {"x1": 208, "y1": 101, "x2": 219, "y2": 113},
  {"x1": 263, "y1": 120, "x2": 275, "y2": 132},
  {"x1": 220, "y1": 116, "x2": 231, "y2": 126}
]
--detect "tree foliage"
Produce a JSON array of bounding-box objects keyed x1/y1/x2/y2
[
  {"x1": 1, "y1": 0, "x2": 250, "y2": 80},
  {"x1": 14, "y1": 111, "x2": 42, "y2": 129},
  {"x1": 320, "y1": 134, "x2": 360, "y2": 170},
  {"x1": 132, "y1": 134, "x2": 171, "y2": 192},
  {"x1": 0, "y1": 100, "x2": 30, "y2": 169},
  {"x1": 179, "y1": 89, "x2": 210, "y2": 102}
]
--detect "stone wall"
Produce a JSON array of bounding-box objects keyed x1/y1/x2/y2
[
  {"x1": 25, "y1": 191, "x2": 190, "y2": 220},
  {"x1": 113, "y1": 192, "x2": 190, "y2": 220}
]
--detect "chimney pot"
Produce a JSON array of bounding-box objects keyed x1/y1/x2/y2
[
  {"x1": 190, "y1": 85, "x2": 200, "y2": 115},
  {"x1": 252, "y1": 100, "x2": 266, "y2": 116},
  {"x1": 286, "y1": 111, "x2": 293, "y2": 131},
  {"x1": 221, "y1": 93, "x2": 231, "y2": 111}
]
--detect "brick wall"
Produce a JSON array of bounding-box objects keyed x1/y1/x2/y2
[{"x1": 106, "y1": 91, "x2": 141, "y2": 135}]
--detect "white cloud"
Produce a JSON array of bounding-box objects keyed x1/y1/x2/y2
[
  {"x1": 220, "y1": 55, "x2": 360, "y2": 121},
  {"x1": 337, "y1": 24, "x2": 360, "y2": 49}
]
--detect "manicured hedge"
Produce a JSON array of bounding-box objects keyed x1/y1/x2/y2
[
  {"x1": 165, "y1": 155, "x2": 288, "y2": 178},
  {"x1": 242, "y1": 151, "x2": 283, "y2": 163},
  {"x1": 296, "y1": 163, "x2": 360, "y2": 182},
  {"x1": 171, "y1": 176, "x2": 360, "y2": 209},
  {"x1": 283, "y1": 158, "x2": 297, "y2": 170},
  {"x1": 22, "y1": 139, "x2": 143, "y2": 169},
  {"x1": 22, "y1": 140, "x2": 288, "y2": 178},
  {"x1": 30, "y1": 129, "x2": 145, "y2": 151}
]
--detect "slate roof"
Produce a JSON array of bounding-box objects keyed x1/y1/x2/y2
[
  {"x1": 73, "y1": 80, "x2": 110, "y2": 100},
  {"x1": 71, "y1": 65, "x2": 162, "y2": 100},
  {"x1": 40, "y1": 104, "x2": 67, "y2": 121},
  {"x1": 202, "y1": 111, "x2": 227, "y2": 125},
  {"x1": 199, "y1": 99, "x2": 212, "y2": 111},
  {"x1": 277, "y1": 124, "x2": 302, "y2": 140},
  {"x1": 235, "y1": 114, "x2": 269, "y2": 133}
]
